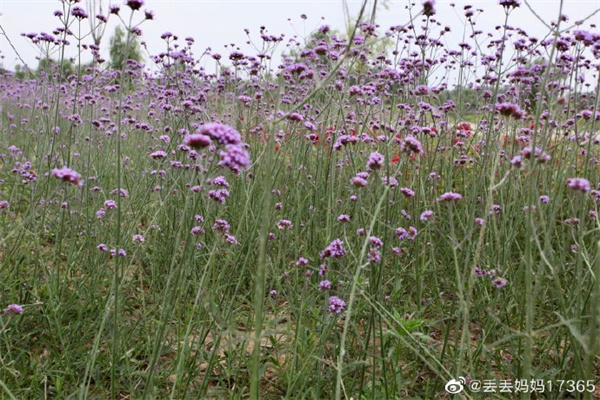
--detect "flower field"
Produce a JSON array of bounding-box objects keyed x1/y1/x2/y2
[{"x1": 1, "y1": 0, "x2": 600, "y2": 398}]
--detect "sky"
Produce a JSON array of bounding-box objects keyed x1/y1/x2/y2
[{"x1": 0, "y1": 0, "x2": 599, "y2": 73}]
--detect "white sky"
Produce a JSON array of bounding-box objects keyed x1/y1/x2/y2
[{"x1": 0, "y1": 0, "x2": 599, "y2": 72}]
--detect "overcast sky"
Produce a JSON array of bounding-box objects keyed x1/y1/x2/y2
[{"x1": 0, "y1": 0, "x2": 599, "y2": 72}]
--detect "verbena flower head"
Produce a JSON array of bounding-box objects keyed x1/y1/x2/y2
[
  {"x1": 420, "y1": 210, "x2": 434, "y2": 221},
  {"x1": 496, "y1": 102, "x2": 525, "y2": 119},
  {"x1": 184, "y1": 134, "x2": 211, "y2": 148},
  {"x1": 320, "y1": 239, "x2": 347, "y2": 260},
  {"x1": 328, "y1": 296, "x2": 346, "y2": 314},
  {"x1": 71, "y1": 6, "x2": 88, "y2": 19},
  {"x1": 3, "y1": 304, "x2": 24, "y2": 315},
  {"x1": 400, "y1": 187, "x2": 415, "y2": 198},
  {"x1": 150, "y1": 150, "x2": 167, "y2": 159},
  {"x1": 351, "y1": 176, "x2": 368, "y2": 187},
  {"x1": 196, "y1": 122, "x2": 242, "y2": 146},
  {"x1": 400, "y1": 135, "x2": 424, "y2": 155},
  {"x1": 422, "y1": 0, "x2": 436, "y2": 16},
  {"x1": 492, "y1": 277, "x2": 508, "y2": 288},
  {"x1": 125, "y1": 0, "x2": 144, "y2": 11},
  {"x1": 219, "y1": 145, "x2": 251, "y2": 174},
  {"x1": 52, "y1": 166, "x2": 84, "y2": 187},
  {"x1": 566, "y1": 178, "x2": 590, "y2": 192},
  {"x1": 367, "y1": 152, "x2": 384, "y2": 170},
  {"x1": 337, "y1": 214, "x2": 350, "y2": 222},
  {"x1": 211, "y1": 176, "x2": 229, "y2": 187},
  {"x1": 213, "y1": 219, "x2": 231, "y2": 233},
  {"x1": 277, "y1": 219, "x2": 293, "y2": 230},
  {"x1": 437, "y1": 192, "x2": 462, "y2": 202},
  {"x1": 499, "y1": 0, "x2": 520, "y2": 8},
  {"x1": 295, "y1": 257, "x2": 309, "y2": 266},
  {"x1": 369, "y1": 236, "x2": 383, "y2": 248}
]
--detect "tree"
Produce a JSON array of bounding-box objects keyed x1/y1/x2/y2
[
  {"x1": 109, "y1": 26, "x2": 142, "y2": 71},
  {"x1": 37, "y1": 57, "x2": 75, "y2": 80}
]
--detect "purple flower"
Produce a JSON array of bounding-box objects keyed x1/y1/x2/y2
[
  {"x1": 190, "y1": 226, "x2": 205, "y2": 236},
  {"x1": 224, "y1": 234, "x2": 239, "y2": 245},
  {"x1": 319, "y1": 264, "x2": 328, "y2": 276},
  {"x1": 400, "y1": 135, "x2": 424, "y2": 155},
  {"x1": 437, "y1": 192, "x2": 462, "y2": 202},
  {"x1": 475, "y1": 217, "x2": 485, "y2": 227},
  {"x1": 97, "y1": 243, "x2": 108, "y2": 252},
  {"x1": 382, "y1": 176, "x2": 399, "y2": 187},
  {"x1": 351, "y1": 176, "x2": 368, "y2": 187},
  {"x1": 539, "y1": 195, "x2": 550, "y2": 204},
  {"x1": 52, "y1": 166, "x2": 84, "y2": 187},
  {"x1": 196, "y1": 122, "x2": 242, "y2": 146},
  {"x1": 400, "y1": 187, "x2": 415, "y2": 198},
  {"x1": 368, "y1": 248, "x2": 382, "y2": 263},
  {"x1": 150, "y1": 150, "x2": 167, "y2": 160},
  {"x1": 269, "y1": 290, "x2": 277, "y2": 298},
  {"x1": 496, "y1": 103, "x2": 525, "y2": 119},
  {"x1": 213, "y1": 219, "x2": 230, "y2": 233},
  {"x1": 104, "y1": 199, "x2": 117, "y2": 209},
  {"x1": 219, "y1": 145, "x2": 251, "y2": 174},
  {"x1": 112, "y1": 249, "x2": 127, "y2": 257},
  {"x1": 211, "y1": 176, "x2": 229, "y2": 187},
  {"x1": 521, "y1": 146, "x2": 550, "y2": 163},
  {"x1": 337, "y1": 214, "x2": 351, "y2": 223},
  {"x1": 491, "y1": 277, "x2": 508, "y2": 288},
  {"x1": 369, "y1": 236, "x2": 383, "y2": 248},
  {"x1": 392, "y1": 247, "x2": 403, "y2": 256},
  {"x1": 296, "y1": 257, "x2": 309, "y2": 266},
  {"x1": 320, "y1": 239, "x2": 347, "y2": 259},
  {"x1": 96, "y1": 208, "x2": 105, "y2": 219},
  {"x1": 132, "y1": 234, "x2": 144, "y2": 243},
  {"x1": 499, "y1": 0, "x2": 520, "y2": 8},
  {"x1": 277, "y1": 219, "x2": 293, "y2": 230},
  {"x1": 71, "y1": 6, "x2": 88, "y2": 19},
  {"x1": 126, "y1": 0, "x2": 144, "y2": 11},
  {"x1": 367, "y1": 152, "x2": 384, "y2": 170},
  {"x1": 420, "y1": 210, "x2": 434, "y2": 221},
  {"x1": 184, "y1": 134, "x2": 211, "y2": 148},
  {"x1": 566, "y1": 178, "x2": 591, "y2": 192},
  {"x1": 328, "y1": 296, "x2": 346, "y2": 314},
  {"x1": 319, "y1": 280, "x2": 332, "y2": 290},
  {"x1": 510, "y1": 155, "x2": 523, "y2": 168},
  {"x1": 3, "y1": 304, "x2": 24, "y2": 315},
  {"x1": 422, "y1": 0, "x2": 436, "y2": 16},
  {"x1": 0, "y1": 201, "x2": 9, "y2": 209},
  {"x1": 208, "y1": 189, "x2": 230, "y2": 204}
]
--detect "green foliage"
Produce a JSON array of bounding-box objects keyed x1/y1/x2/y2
[
  {"x1": 109, "y1": 26, "x2": 142, "y2": 71},
  {"x1": 36, "y1": 57, "x2": 75, "y2": 80}
]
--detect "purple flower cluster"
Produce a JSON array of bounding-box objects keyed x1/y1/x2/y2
[
  {"x1": 566, "y1": 178, "x2": 590, "y2": 192},
  {"x1": 367, "y1": 152, "x2": 384, "y2": 170},
  {"x1": 328, "y1": 296, "x2": 346, "y2": 314},
  {"x1": 52, "y1": 167, "x2": 84, "y2": 187},
  {"x1": 437, "y1": 192, "x2": 462, "y2": 202},
  {"x1": 320, "y1": 239, "x2": 347, "y2": 260},
  {"x1": 3, "y1": 304, "x2": 24, "y2": 315}
]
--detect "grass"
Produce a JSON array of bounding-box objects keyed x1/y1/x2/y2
[{"x1": 1, "y1": 0, "x2": 600, "y2": 398}]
